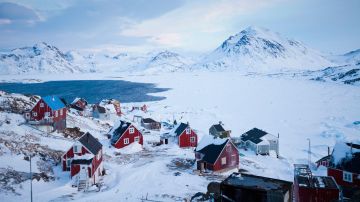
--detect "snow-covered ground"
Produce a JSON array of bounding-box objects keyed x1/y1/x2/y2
[{"x1": 0, "y1": 72, "x2": 359, "y2": 201}]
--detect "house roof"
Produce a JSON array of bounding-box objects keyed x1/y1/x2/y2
[
  {"x1": 142, "y1": 118, "x2": 158, "y2": 124},
  {"x1": 240, "y1": 128, "x2": 268, "y2": 144},
  {"x1": 71, "y1": 97, "x2": 87, "y2": 105},
  {"x1": 222, "y1": 172, "x2": 292, "y2": 193},
  {"x1": 94, "y1": 105, "x2": 106, "y2": 113},
  {"x1": 42, "y1": 96, "x2": 65, "y2": 110},
  {"x1": 335, "y1": 153, "x2": 360, "y2": 174},
  {"x1": 316, "y1": 155, "x2": 331, "y2": 163},
  {"x1": 331, "y1": 142, "x2": 360, "y2": 174},
  {"x1": 110, "y1": 120, "x2": 131, "y2": 144},
  {"x1": 211, "y1": 124, "x2": 225, "y2": 132},
  {"x1": 78, "y1": 132, "x2": 102, "y2": 155},
  {"x1": 174, "y1": 123, "x2": 189, "y2": 136},
  {"x1": 195, "y1": 139, "x2": 229, "y2": 164},
  {"x1": 71, "y1": 158, "x2": 93, "y2": 165}
]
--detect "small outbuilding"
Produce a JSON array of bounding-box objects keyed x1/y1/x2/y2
[
  {"x1": 220, "y1": 172, "x2": 293, "y2": 202},
  {"x1": 141, "y1": 118, "x2": 161, "y2": 130},
  {"x1": 209, "y1": 121, "x2": 231, "y2": 138},
  {"x1": 239, "y1": 128, "x2": 279, "y2": 157}
]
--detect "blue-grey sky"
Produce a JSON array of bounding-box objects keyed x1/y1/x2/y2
[{"x1": 0, "y1": 0, "x2": 359, "y2": 54}]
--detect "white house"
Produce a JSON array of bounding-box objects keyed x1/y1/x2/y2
[{"x1": 239, "y1": 128, "x2": 279, "y2": 157}]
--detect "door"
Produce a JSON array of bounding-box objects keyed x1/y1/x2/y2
[{"x1": 80, "y1": 166, "x2": 87, "y2": 180}]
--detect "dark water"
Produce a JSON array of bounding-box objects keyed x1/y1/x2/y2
[{"x1": 0, "y1": 80, "x2": 169, "y2": 103}]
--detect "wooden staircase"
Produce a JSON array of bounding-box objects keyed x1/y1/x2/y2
[{"x1": 78, "y1": 180, "x2": 88, "y2": 191}]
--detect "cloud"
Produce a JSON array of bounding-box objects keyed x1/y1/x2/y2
[{"x1": 0, "y1": 2, "x2": 41, "y2": 25}]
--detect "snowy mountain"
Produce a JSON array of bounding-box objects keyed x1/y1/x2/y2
[
  {"x1": 199, "y1": 26, "x2": 334, "y2": 72},
  {"x1": 143, "y1": 51, "x2": 193, "y2": 73},
  {"x1": 304, "y1": 64, "x2": 360, "y2": 85},
  {"x1": 329, "y1": 49, "x2": 360, "y2": 65},
  {"x1": 0, "y1": 42, "x2": 88, "y2": 74}
]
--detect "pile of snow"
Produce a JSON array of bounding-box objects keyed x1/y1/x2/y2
[
  {"x1": 332, "y1": 141, "x2": 360, "y2": 165},
  {"x1": 196, "y1": 135, "x2": 227, "y2": 151},
  {"x1": 199, "y1": 26, "x2": 334, "y2": 72},
  {"x1": 117, "y1": 142, "x2": 143, "y2": 154}
]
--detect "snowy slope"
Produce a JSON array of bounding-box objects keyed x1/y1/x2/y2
[
  {"x1": 199, "y1": 26, "x2": 335, "y2": 72},
  {"x1": 0, "y1": 42, "x2": 88, "y2": 74}
]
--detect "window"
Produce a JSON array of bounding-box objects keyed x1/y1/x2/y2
[
  {"x1": 343, "y1": 171, "x2": 353, "y2": 183},
  {"x1": 55, "y1": 111, "x2": 58, "y2": 117},
  {"x1": 129, "y1": 127, "x2": 135, "y2": 134},
  {"x1": 231, "y1": 155, "x2": 236, "y2": 163},
  {"x1": 135, "y1": 136, "x2": 140, "y2": 142},
  {"x1": 221, "y1": 157, "x2": 226, "y2": 165},
  {"x1": 45, "y1": 112, "x2": 50, "y2": 117},
  {"x1": 97, "y1": 151, "x2": 101, "y2": 160},
  {"x1": 66, "y1": 159, "x2": 71, "y2": 168},
  {"x1": 32, "y1": 112, "x2": 37, "y2": 117},
  {"x1": 186, "y1": 128, "x2": 191, "y2": 134},
  {"x1": 190, "y1": 136, "x2": 196, "y2": 143},
  {"x1": 226, "y1": 145, "x2": 232, "y2": 152},
  {"x1": 124, "y1": 138, "x2": 130, "y2": 144},
  {"x1": 60, "y1": 109, "x2": 63, "y2": 116},
  {"x1": 73, "y1": 145, "x2": 80, "y2": 153},
  {"x1": 40, "y1": 103, "x2": 44, "y2": 108}
]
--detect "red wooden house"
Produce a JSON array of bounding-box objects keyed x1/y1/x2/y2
[
  {"x1": 161, "y1": 122, "x2": 198, "y2": 148},
  {"x1": 62, "y1": 133, "x2": 104, "y2": 190},
  {"x1": 24, "y1": 95, "x2": 66, "y2": 132},
  {"x1": 327, "y1": 142, "x2": 360, "y2": 198},
  {"x1": 195, "y1": 137, "x2": 239, "y2": 172},
  {"x1": 293, "y1": 164, "x2": 340, "y2": 202},
  {"x1": 110, "y1": 120, "x2": 143, "y2": 149},
  {"x1": 70, "y1": 97, "x2": 88, "y2": 111}
]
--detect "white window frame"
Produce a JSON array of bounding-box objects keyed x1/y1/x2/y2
[
  {"x1": 32, "y1": 112, "x2": 37, "y2": 117},
  {"x1": 134, "y1": 136, "x2": 140, "y2": 142},
  {"x1": 97, "y1": 151, "x2": 101, "y2": 160},
  {"x1": 221, "y1": 157, "x2": 226, "y2": 165},
  {"x1": 124, "y1": 138, "x2": 130, "y2": 145},
  {"x1": 343, "y1": 171, "x2": 353, "y2": 183},
  {"x1": 40, "y1": 103, "x2": 44, "y2": 108},
  {"x1": 129, "y1": 127, "x2": 135, "y2": 134},
  {"x1": 186, "y1": 127, "x2": 191, "y2": 134},
  {"x1": 60, "y1": 109, "x2": 63, "y2": 116},
  {"x1": 55, "y1": 111, "x2": 58, "y2": 117},
  {"x1": 45, "y1": 112, "x2": 50, "y2": 117},
  {"x1": 190, "y1": 136, "x2": 196, "y2": 143},
  {"x1": 66, "y1": 159, "x2": 71, "y2": 168},
  {"x1": 73, "y1": 145, "x2": 80, "y2": 153}
]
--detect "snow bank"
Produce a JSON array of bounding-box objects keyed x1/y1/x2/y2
[{"x1": 117, "y1": 142, "x2": 143, "y2": 154}]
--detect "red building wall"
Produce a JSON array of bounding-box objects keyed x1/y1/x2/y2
[
  {"x1": 62, "y1": 145, "x2": 90, "y2": 171},
  {"x1": 294, "y1": 184, "x2": 339, "y2": 202},
  {"x1": 213, "y1": 142, "x2": 239, "y2": 171},
  {"x1": 113, "y1": 125, "x2": 143, "y2": 149},
  {"x1": 178, "y1": 128, "x2": 197, "y2": 148},
  {"x1": 328, "y1": 168, "x2": 360, "y2": 187}
]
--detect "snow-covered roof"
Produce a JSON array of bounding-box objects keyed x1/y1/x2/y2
[
  {"x1": 332, "y1": 141, "x2": 360, "y2": 165},
  {"x1": 196, "y1": 135, "x2": 228, "y2": 151}
]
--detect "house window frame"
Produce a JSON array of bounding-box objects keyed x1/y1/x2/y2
[
  {"x1": 343, "y1": 171, "x2": 353, "y2": 183},
  {"x1": 134, "y1": 136, "x2": 140, "y2": 142},
  {"x1": 60, "y1": 109, "x2": 63, "y2": 116},
  {"x1": 55, "y1": 111, "x2": 58, "y2": 117},
  {"x1": 231, "y1": 155, "x2": 236, "y2": 163},
  {"x1": 66, "y1": 158, "x2": 71, "y2": 168},
  {"x1": 32, "y1": 112, "x2": 37, "y2": 117},
  {"x1": 40, "y1": 103, "x2": 44, "y2": 108},
  {"x1": 73, "y1": 145, "x2": 80, "y2": 153},
  {"x1": 124, "y1": 138, "x2": 130, "y2": 144},
  {"x1": 129, "y1": 127, "x2": 135, "y2": 134},
  {"x1": 186, "y1": 127, "x2": 191, "y2": 134},
  {"x1": 221, "y1": 157, "x2": 226, "y2": 165},
  {"x1": 45, "y1": 112, "x2": 50, "y2": 117},
  {"x1": 190, "y1": 136, "x2": 196, "y2": 143}
]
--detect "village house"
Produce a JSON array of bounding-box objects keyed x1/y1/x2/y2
[
  {"x1": 209, "y1": 121, "x2": 231, "y2": 138},
  {"x1": 293, "y1": 164, "x2": 340, "y2": 202},
  {"x1": 61, "y1": 133, "x2": 104, "y2": 191},
  {"x1": 327, "y1": 142, "x2": 360, "y2": 198},
  {"x1": 24, "y1": 95, "x2": 66, "y2": 132},
  {"x1": 220, "y1": 172, "x2": 292, "y2": 202},
  {"x1": 92, "y1": 104, "x2": 109, "y2": 120},
  {"x1": 239, "y1": 128, "x2": 279, "y2": 157},
  {"x1": 110, "y1": 120, "x2": 143, "y2": 149},
  {"x1": 141, "y1": 118, "x2": 161, "y2": 130},
  {"x1": 195, "y1": 136, "x2": 239, "y2": 172},
  {"x1": 160, "y1": 122, "x2": 197, "y2": 148},
  {"x1": 100, "y1": 99, "x2": 121, "y2": 116},
  {"x1": 70, "y1": 97, "x2": 88, "y2": 111}
]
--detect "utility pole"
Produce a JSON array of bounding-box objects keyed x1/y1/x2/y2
[
  {"x1": 307, "y1": 138, "x2": 311, "y2": 167},
  {"x1": 29, "y1": 154, "x2": 33, "y2": 202}
]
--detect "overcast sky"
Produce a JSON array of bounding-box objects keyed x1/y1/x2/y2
[{"x1": 0, "y1": 0, "x2": 359, "y2": 54}]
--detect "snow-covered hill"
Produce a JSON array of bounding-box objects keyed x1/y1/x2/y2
[
  {"x1": 304, "y1": 64, "x2": 360, "y2": 85},
  {"x1": 199, "y1": 26, "x2": 334, "y2": 72},
  {"x1": 0, "y1": 42, "x2": 89, "y2": 74}
]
